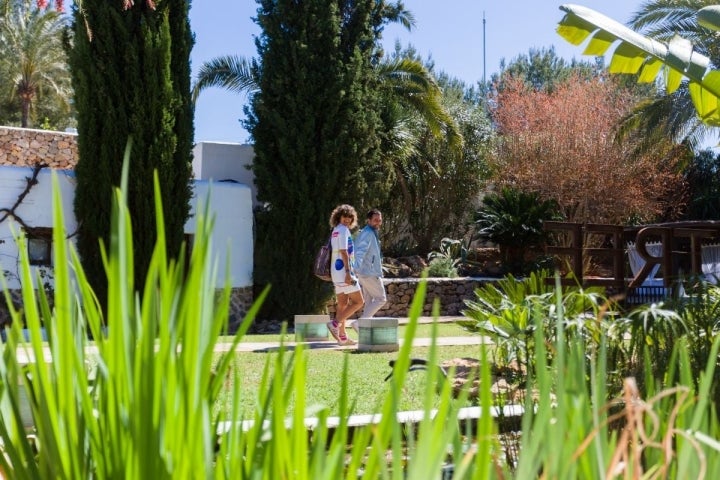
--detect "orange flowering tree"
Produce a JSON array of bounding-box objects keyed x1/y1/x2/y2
[{"x1": 490, "y1": 73, "x2": 688, "y2": 225}]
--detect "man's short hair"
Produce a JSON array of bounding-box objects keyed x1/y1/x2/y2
[{"x1": 367, "y1": 208, "x2": 381, "y2": 220}]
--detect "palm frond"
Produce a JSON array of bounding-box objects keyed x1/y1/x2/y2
[
  {"x1": 378, "y1": 58, "x2": 463, "y2": 148},
  {"x1": 558, "y1": 3, "x2": 720, "y2": 126},
  {"x1": 191, "y1": 54, "x2": 258, "y2": 104}
]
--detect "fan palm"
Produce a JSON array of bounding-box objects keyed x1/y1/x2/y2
[{"x1": 0, "y1": 1, "x2": 71, "y2": 128}]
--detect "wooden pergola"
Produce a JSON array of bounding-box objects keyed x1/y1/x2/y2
[{"x1": 543, "y1": 221, "x2": 720, "y2": 297}]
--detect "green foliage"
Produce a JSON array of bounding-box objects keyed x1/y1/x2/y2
[
  {"x1": 474, "y1": 187, "x2": 560, "y2": 273},
  {"x1": 426, "y1": 257, "x2": 458, "y2": 278},
  {"x1": 68, "y1": 2, "x2": 193, "y2": 307},
  {"x1": 247, "y1": 0, "x2": 389, "y2": 320},
  {"x1": 0, "y1": 175, "x2": 477, "y2": 477},
  {"x1": 380, "y1": 69, "x2": 494, "y2": 255},
  {"x1": 0, "y1": 1, "x2": 73, "y2": 128},
  {"x1": 461, "y1": 271, "x2": 610, "y2": 373},
  {"x1": 618, "y1": 0, "x2": 720, "y2": 149},
  {"x1": 426, "y1": 237, "x2": 470, "y2": 277},
  {"x1": 6, "y1": 174, "x2": 720, "y2": 477},
  {"x1": 493, "y1": 46, "x2": 600, "y2": 93},
  {"x1": 681, "y1": 149, "x2": 720, "y2": 220}
]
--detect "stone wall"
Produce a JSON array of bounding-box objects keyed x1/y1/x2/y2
[
  {"x1": 227, "y1": 287, "x2": 255, "y2": 332},
  {"x1": 326, "y1": 277, "x2": 494, "y2": 318},
  {"x1": 0, "y1": 126, "x2": 77, "y2": 169}
]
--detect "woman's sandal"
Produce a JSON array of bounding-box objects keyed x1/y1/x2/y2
[{"x1": 338, "y1": 334, "x2": 356, "y2": 346}]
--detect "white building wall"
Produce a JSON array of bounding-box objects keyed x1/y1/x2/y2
[
  {"x1": 189, "y1": 181, "x2": 254, "y2": 287},
  {"x1": 0, "y1": 167, "x2": 76, "y2": 290},
  {"x1": 0, "y1": 165, "x2": 253, "y2": 290},
  {"x1": 192, "y1": 142, "x2": 257, "y2": 207}
]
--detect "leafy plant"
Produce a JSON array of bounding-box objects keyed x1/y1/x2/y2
[
  {"x1": 426, "y1": 257, "x2": 458, "y2": 278},
  {"x1": 6, "y1": 163, "x2": 720, "y2": 477},
  {"x1": 461, "y1": 270, "x2": 610, "y2": 374},
  {"x1": 474, "y1": 187, "x2": 560, "y2": 273},
  {"x1": 426, "y1": 237, "x2": 466, "y2": 277},
  {"x1": 0, "y1": 165, "x2": 482, "y2": 478}
]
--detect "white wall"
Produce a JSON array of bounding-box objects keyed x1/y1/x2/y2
[
  {"x1": 0, "y1": 167, "x2": 76, "y2": 290},
  {"x1": 192, "y1": 142, "x2": 258, "y2": 207},
  {"x1": 0, "y1": 165, "x2": 253, "y2": 290},
  {"x1": 189, "y1": 181, "x2": 254, "y2": 287}
]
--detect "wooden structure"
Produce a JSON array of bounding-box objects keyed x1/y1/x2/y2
[{"x1": 543, "y1": 221, "x2": 720, "y2": 300}]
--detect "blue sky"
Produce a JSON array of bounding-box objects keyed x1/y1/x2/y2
[{"x1": 189, "y1": 1, "x2": 640, "y2": 144}]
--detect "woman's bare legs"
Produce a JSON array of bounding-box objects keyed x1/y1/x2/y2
[{"x1": 336, "y1": 290, "x2": 364, "y2": 336}]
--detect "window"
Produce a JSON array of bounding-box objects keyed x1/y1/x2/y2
[{"x1": 26, "y1": 228, "x2": 52, "y2": 266}]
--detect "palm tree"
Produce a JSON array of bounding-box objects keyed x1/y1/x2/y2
[
  {"x1": 0, "y1": 1, "x2": 71, "y2": 128},
  {"x1": 191, "y1": 53, "x2": 459, "y2": 145},
  {"x1": 623, "y1": 0, "x2": 720, "y2": 149},
  {"x1": 556, "y1": 3, "x2": 720, "y2": 140}
]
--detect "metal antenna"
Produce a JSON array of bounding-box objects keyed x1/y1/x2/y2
[{"x1": 483, "y1": 11, "x2": 487, "y2": 85}]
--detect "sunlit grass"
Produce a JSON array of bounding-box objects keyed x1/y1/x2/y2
[{"x1": 217, "y1": 344, "x2": 485, "y2": 417}]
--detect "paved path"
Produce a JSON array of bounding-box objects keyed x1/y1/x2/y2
[
  {"x1": 225, "y1": 335, "x2": 488, "y2": 352},
  {"x1": 14, "y1": 317, "x2": 486, "y2": 360},
  {"x1": 225, "y1": 316, "x2": 488, "y2": 352}
]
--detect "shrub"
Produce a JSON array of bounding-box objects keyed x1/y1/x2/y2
[
  {"x1": 474, "y1": 187, "x2": 561, "y2": 273},
  {"x1": 426, "y1": 257, "x2": 458, "y2": 278}
]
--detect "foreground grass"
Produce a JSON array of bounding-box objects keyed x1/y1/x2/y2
[{"x1": 218, "y1": 344, "x2": 485, "y2": 417}]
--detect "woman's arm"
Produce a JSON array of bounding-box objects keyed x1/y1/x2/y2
[{"x1": 339, "y1": 249, "x2": 355, "y2": 284}]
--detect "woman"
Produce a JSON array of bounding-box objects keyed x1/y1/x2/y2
[{"x1": 327, "y1": 204, "x2": 364, "y2": 345}]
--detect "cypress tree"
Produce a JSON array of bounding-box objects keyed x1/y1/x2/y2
[
  {"x1": 68, "y1": 0, "x2": 193, "y2": 306},
  {"x1": 247, "y1": 0, "x2": 384, "y2": 321}
]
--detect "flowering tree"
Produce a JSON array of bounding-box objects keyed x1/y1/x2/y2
[
  {"x1": 35, "y1": 0, "x2": 63, "y2": 12},
  {"x1": 490, "y1": 74, "x2": 688, "y2": 225}
]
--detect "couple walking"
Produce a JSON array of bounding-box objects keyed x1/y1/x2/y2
[{"x1": 326, "y1": 204, "x2": 386, "y2": 346}]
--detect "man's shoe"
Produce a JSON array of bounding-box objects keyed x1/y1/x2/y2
[{"x1": 327, "y1": 321, "x2": 340, "y2": 342}]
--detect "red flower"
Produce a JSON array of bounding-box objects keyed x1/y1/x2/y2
[
  {"x1": 54, "y1": 0, "x2": 64, "y2": 12},
  {"x1": 122, "y1": 0, "x2": 157, "y2": 11},
  {"x1": 37, "y1": 0, "x2": 48, "y2": 8}
]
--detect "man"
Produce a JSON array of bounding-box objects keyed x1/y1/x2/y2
[{"x1": 350, "y1": 209, "x2": 386, "y2": 332}]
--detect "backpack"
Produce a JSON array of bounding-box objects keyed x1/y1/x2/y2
[{"x1": 313, "y1": 237, "x2": 332, "y2": 281}]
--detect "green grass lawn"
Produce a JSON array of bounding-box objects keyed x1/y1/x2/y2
[
  {"x1": 218, "y1": 321, "x2": 489, "y2": 418},
  {"x1": 219, "y1": 345, "x2": 486, "y2": 418}
]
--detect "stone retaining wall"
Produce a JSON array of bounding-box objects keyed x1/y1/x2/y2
[
  {"x1": 0, "y1": 126, "x2": 78, "y2": 169},
  {"x1": 327, "y1": 277, "x2": 494, "y2": 318}
]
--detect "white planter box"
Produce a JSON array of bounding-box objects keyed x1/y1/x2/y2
[
  {"x1": 294, "y1": 315, "x2": 329, "y2": 342},
  {"x1": 357, "y1": 317, "x2": 398, "y2": 352}
]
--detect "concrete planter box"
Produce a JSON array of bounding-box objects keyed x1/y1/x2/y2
[
  {"x1": 357, "y1": 317, "x2": 398, "y2": 352},
  {"x1": 294, "y1": 315, "x2": 329, "y2": 342}
]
